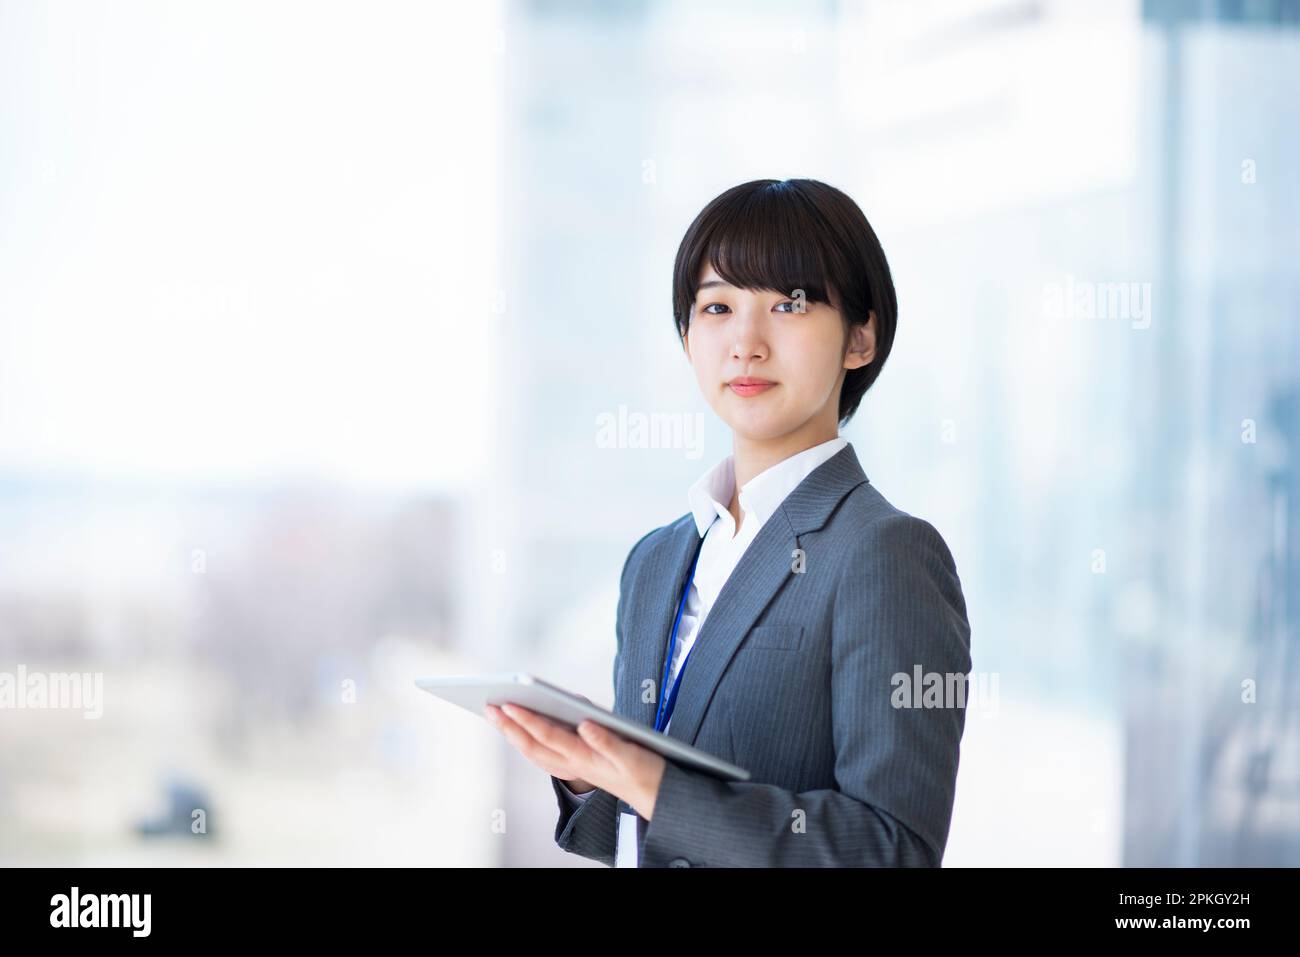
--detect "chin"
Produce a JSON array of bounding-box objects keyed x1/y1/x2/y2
[{"x1": 724, "y1": 414, "x2": 795, "y2": 443}]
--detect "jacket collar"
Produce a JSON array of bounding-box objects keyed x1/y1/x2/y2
[{"x1": 686, "y1": 436, "x2": 849, "y2": 538}]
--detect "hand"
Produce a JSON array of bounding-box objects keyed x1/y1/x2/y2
[{"x1": 484, "y1": 702, "x2": 667, "y2": 820}]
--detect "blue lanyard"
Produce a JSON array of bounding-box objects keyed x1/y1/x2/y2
[{"x1": 654, "y1": 526, "x2": 710, "y2": 733}]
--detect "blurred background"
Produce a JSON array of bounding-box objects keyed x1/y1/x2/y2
[{"x1": 1, "y1": 0, "x2": 1297, "y2": 867}]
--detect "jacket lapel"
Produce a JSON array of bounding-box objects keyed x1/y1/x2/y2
[
  {"x1": 631, "y1": 441, "x2": 869, "y2": 746},
  {"x1": 623, "y1": 524, "x2": 701, "y2": 728}
]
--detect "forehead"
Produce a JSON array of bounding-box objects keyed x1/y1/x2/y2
[
  {"x1": 696, "y1": 262, "x2": 727, "y2": 285},
  {"x1": 694, "y1": 262, "x2": 762, "y2": 292}
]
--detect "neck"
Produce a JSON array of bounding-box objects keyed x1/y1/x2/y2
[{"x1": 728, "y1": 419, "x2": 840, "y2": 519}]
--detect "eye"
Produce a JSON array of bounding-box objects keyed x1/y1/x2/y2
[
  {"x1": 774, "y1": 300, "x2": 799, "y2": 313},
  {"x1": 701, "y1": 303, "x2": 730, "y2": 315}
]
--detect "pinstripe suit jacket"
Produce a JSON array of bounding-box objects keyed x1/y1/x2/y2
[{"x1": 550, "y1": 441, "x2": 971, "y2": 867}]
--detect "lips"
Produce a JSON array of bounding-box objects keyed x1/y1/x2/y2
[{"x1": 728, "y1": 377, "x2": 776, "y2": 397}]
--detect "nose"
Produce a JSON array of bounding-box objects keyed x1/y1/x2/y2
[{"x1": 729, "y1": 306, "x2": 768, "y2": 362}]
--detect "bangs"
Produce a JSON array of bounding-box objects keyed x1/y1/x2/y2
[{"x1": 676, "y1": 185, "x2": 841, "y2": 317}]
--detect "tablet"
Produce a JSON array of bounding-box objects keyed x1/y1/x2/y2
[{"x1": 415, "y1": 673, "x2": 751, "y2": 783}]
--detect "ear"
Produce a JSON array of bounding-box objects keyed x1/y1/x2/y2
[
  {"x1": 680, "y1": 323, "x2": 692, "y2": 359},
  {"x1": 843, "y1": 311, "x2": 876, "y2": 370}
]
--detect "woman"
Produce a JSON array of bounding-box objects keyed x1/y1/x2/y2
[{"x1": 486, "y1": 178, "x2": 972, "y2": 867}]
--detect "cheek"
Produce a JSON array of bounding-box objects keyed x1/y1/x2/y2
[
  {"x1": 785, "y1": 326, "x2": 843, "y2": 392},
  {"x1": 687, "y1": 330, "x2": 725, "y2": 374}
]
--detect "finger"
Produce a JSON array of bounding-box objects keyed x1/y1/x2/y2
[
  {"x1": 489, "y1": 707, "x2": 570, "y2": 768},
  {"x1": 577, "y1": 722, "x2": 659, "y2": 784},
  {"x1": 501, "y1": 703, "x2": 593, "y2": 758},
  {"x1": 573, "y1": 720, "x2": 633, "y2": 772},
  {"x1": 497, "y1": 703, "x2": 563, "y2": 735},
  {"x1": 502, "y1": 704, "x2": 621, "y2": 780}
]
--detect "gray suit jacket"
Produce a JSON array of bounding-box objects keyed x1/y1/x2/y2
[{"x1": 550, "y1": 442, "x2": 971, "y2": 867}]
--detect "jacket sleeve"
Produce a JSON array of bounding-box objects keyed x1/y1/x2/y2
[
  {"x1": 638, "y1": 513, "x2": 972, "y2": 867},
  {"x1": 551, "y1": 526, "x2": 658, "y2": 865},
  {"x1": 549, "y1": 774, "x2": 620, "y2": 865}
]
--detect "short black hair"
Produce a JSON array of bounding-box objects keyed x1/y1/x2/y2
[{"x1": 671, "y1": 178, "x2": 898, "y2": 428}]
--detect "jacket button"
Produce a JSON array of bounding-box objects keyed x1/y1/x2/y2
[{"x1": 668, "y1": 858, "x2": 691, "y2": 868}]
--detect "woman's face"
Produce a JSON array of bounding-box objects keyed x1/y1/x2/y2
[{"x1": 683, "y1": 263, "x2": 875, "y2": 443}]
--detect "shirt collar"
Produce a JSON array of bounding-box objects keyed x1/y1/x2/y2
[{"x1": 687, "y1": 436, "x2": 850, "y2": 537}]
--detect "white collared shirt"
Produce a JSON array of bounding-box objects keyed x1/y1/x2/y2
[{"x1": 559, "y1": 435, "x2": 849, "y2": 867}]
